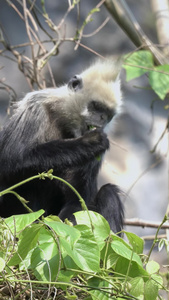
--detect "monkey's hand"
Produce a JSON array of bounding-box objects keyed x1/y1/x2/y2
[
  {"x1": 81, "y1": 129, "x2": 109, "y2": 156},
  {"x1": 17, "y1": 129, "x2": 109, "y2": 172}
]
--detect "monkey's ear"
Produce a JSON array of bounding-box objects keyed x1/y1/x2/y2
[{"x1": 68, "y1": 75, "x2": 83, "y2": 91}]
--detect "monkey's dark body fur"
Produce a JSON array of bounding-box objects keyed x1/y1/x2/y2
[{"x1": 0, "y1": 60, "x2": 124, "y2": 233}]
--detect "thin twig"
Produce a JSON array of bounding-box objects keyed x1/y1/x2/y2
[
  {"x1": 83, "y1": 17, "x2": 110, "y2": 38},
  {"x1": 23, "y1": 0, "x2": 37, "y2": 86},
  {"x1": 74, "y1": 0, "x2": 106, "y2": 50}
]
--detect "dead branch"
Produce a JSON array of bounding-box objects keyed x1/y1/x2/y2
[{"x1": 124, "y1": 218, "x2": 169, "y2": 229}]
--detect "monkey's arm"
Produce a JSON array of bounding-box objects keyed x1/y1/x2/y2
[
  {"x1": 26, "y1": 129, "x2": 109, "y2": 170},
  {"x1": 0, "y1": 129, "x2": 109, "y2": 174}
]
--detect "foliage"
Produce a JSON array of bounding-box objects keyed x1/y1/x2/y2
[
  {"x1": 123, "y1": 50, "x2": 169, "y2": 101},
  {"x1": 0, "y1": 210, "x2": 166, "y2": 299},
  {"x1": 0, "y1": 172, "x2": 168, "y2": 299},
  {"x1": 0, "y1": 1, "x2": 169, "y2": 299}
]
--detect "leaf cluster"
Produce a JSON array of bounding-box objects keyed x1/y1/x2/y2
[
  {"x1": 0, "y1": 209, "x2": 167, "y2": 299},
  {"x1": 123, "y1": 50, "x2": 169, "y2": 101}
]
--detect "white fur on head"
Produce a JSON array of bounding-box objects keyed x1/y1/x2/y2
[
  {"x1": 79, "y1": 58, "x2": 122, "y2": 111},
  {"x1": 11, "y1": 57, "x2": 122, "y2": 141}
]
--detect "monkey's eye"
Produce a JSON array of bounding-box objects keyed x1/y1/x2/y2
[{"x1": 68, "y1": 75, "x2": 83, "y2": 91}]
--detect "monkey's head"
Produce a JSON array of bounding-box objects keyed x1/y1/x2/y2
[
  {"x1": 9, "y1": 58, "x2": 122, "y2": 145},
  {"x1": 45, "y1": 58, "x2": 122, "y2": 138}
]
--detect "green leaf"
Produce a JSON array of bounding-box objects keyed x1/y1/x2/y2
[
  {"x1": 115, "y1": 256, "x2": 148, "y2": 278},
  {"x1": 74, "y1": 210, "x2": 110, "y2": 250},
  {"x1": 45, "y1": 221, "x2": 100, "y2": 272},
  {"x1": 31, "y1": 242, "x2": 59, "y2": 281},
  {"x1": 73, "y1": 225, "x2": 100, "y2": 272},
  {"x1": 151, "y1": 274, "x2": 163, "y2": 288},
  {"x1": 87, "y1": 277, "x2": 111, "y2": 300},
  {"x1": 111, "y1": 240, "x2": 148, "y2": 278},
  {"x1": 129, "y1": 277, "x2": 144, "y2": 297},
  {"x1": 44, "y1": 215, "x2": 62, "y2": 222},
  {"x1": 8, "y1": 224, "x2": 42, "y2": 266},
  {"x1": 60, "y1": 225, "x2": 100, "y2": 272},
  {"x1": 149, "y1": 65, "x2": 169, "y2": 99},
  {"x1": 111, "y1": 240, "x2": 142, "y2": 266},
  {"x1": 124, "y1": 231, "x2": 144, "y2": 254},
  {"x1": 146, "y1": 261, "x2": 160, "y2": 274},
  {"x1": 4, "y1": 210, "x2": 44, "y2": 234},
  {"x1": 106, "y1": 252, "x2": 119, "y2": 269},
  {"x1": 123, "y1": 50, "x2": 154, "y2": 81},
  {"x1": 145, "y1": 279, "x2": 158, "y2": 300},
  {"x1": 45, "y1": 220, "x2": 80, "y2": 247},
  {"x1": 30, "y1": 226, "x2": 74, "y2": 283}
]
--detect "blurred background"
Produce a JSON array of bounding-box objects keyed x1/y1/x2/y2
[{"x1": 0, "y1": 0, "x2": 168, "y2": 263}]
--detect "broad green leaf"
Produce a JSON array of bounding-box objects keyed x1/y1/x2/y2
[
  {"x1": 59, "y1": 237, "x2": 81, "y2": 267},
  {"x1": 149, "y1": 65, "x2": 169, "y2": 99},
  {"x1": 101, "y1": 234, "x2": 133, "y2": 268},
  {"x1": 123, "y1": 50, "x2": 154, "y2": 81},
  {"x1": 151, "y1": 274, "x2": 163, "y2": 288},
  {"x1": 145, "y1": 279, "x2": 158, "y2": 300},
  {"x1": 75, "y1": 210, "x2": 110, "y2": 250},
  {"x1": 37, "y1": 225, "x2": 56, "y2": 244},
  {"x1": 20, "y1": 226, "x2": 55, "y2": 270},
  {"x1": 44, "y1": 215, "x2": 62, "y2": 222},
  {"x1": 31, "y1": 242, "x2": 59, "y2": 281},
  {"x1": 45, "y1": 221, "x2": 80, "y2": 247},
  {"x1": 4, "y1": 210, "x2": 44, "y2": 234},
  {"x1": 146, "y1": 261, "x2": 160, "y2": 274},
  {"x1": 73, "y1": 225, "x2": 100, "y2": 272},
  {"x1": 60, "y1": 225, "x2": 100, "y2": 272},
  {"x1": 19, "y1": 248, "x2": 34, "y2": 270},
  {"x1": 111, "y1": 233, "x2": 133, "y2": 250},
  {"x1": 115, "y1": 256, "x2": 148, "y2": 278},
  {"x1": 111, "y1": 240, "x2": 142, "y2": 266},
  {"x1": 106, "y1": 252, "x2": 119, "y2": 269},
  {"x1": 129, "y1": 277, "x2": 144, "y2": 297},
  {"x1": 87, "y1": 277, "x2": 111, "y2": 300},
  {"x1": 124, "y1": 231, "x2": 144, "y2": 254},
  {"x1": 8, "y1": 224, "x2": 42, "y2": 266},
  {"x1": 56, "y1": 269, "x2": 75, "y2": 286},
  {"x1": 30, "y1": 227, "x2": 74, "y2": 283}
]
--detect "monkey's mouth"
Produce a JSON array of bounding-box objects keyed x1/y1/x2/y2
[{"x1": 87, "y1": 125, "x2": 97, "y2": 131}]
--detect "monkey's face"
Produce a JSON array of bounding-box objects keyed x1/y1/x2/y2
[
  {"x1": 44, "y1": 59, "x2": 122, "y2": 139},
  {"x1": 68, "y1": 76, "x2": 115, "y2": 132},
  {"x1": 66, "y1": 61, "x2": 121, "y2": 137}
]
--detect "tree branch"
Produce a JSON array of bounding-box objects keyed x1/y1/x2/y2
[
  {"x1": 104, "y1": 0, "x2": 168, "y2": 64},
  {"x1": 151, "y1": 0, "x2": 169, "y2": 59},
  {"x1": 124, "y1": 218, "x2": 169, "y2": 229}
]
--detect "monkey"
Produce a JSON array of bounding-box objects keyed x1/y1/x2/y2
[{"x1": 0, "y1": 58, "x2": 124, "y2": 234}]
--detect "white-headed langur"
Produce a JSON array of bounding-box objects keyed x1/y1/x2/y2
[{"x1": 0, "y1": 59, "x2": 124, "y2": 234}]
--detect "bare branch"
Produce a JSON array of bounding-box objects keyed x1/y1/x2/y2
[
  {"x1": 82, "y1": 17, "x2": 110, "y2": 38},
  {"x1": 124, "y1": 218, "x2": 169, "y2": 229},
  {"x1": 141, "y1": 234, "x2": 166, "y2": 240},
  {"x1": 74, "y1": 0, "x2": 107, "y2": 50}
]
